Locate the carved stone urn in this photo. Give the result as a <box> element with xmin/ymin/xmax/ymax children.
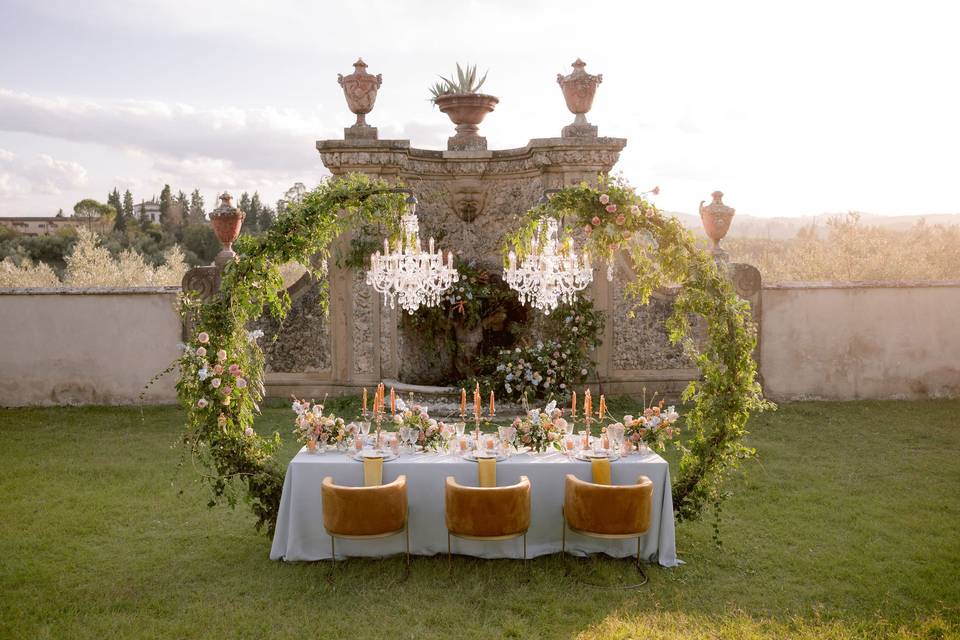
<box><xmin>699</xmin><ymin>191</ymin><xmax>736</xmax><ymax>259</ymax></box>
<box><xmin>557</xmin><ymin>58</ymin><xmax>602</xmax><ymax>138</ymax></box>
<box><xmin>434</xmin><ymin>93</ymin><xmax>499</xmax><ymax>151</ymax></box>
<box><xmin>209</xmin><ymin>192</ymin><xmax>246</xmax><ymax>267</ymax></box>
<box><xmin>338</xmin><ymin>58</ymin><xmax>382</xmax><ymax>139</ymax></box>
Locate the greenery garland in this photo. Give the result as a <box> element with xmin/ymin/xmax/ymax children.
<box><xmin>174</xmin><ymin>172</ymin><xmax>770</xmax><ymax>535</ymax></box>
<box><xmin>504</xmin><ymin>175</ymin><xmax>773</xmax><ymax>520</ymax></box>
<box><xmin>175</xmin><ymin>174</ymin><xmax>407</xmax><ymax>533</ymax></box>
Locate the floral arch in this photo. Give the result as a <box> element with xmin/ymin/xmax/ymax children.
<box><xmin>174</xmin><ymin>173</ymin><xmax>770</xmax><ymax>534</ymax></box>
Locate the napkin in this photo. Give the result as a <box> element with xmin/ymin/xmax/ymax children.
<box><xmin>591</xmin><ymin>458</ymin><xmax>611</xmax><ymax>485</ymax></box>
<box><xmin>363</xmin><ymin>456</ymin><xmax>383</xmax><ymax>486</ymax></box>
<box><xmin>478</xmin><ymin>457</ymin><xmax>496</xmax><ymax>488</ymax></box>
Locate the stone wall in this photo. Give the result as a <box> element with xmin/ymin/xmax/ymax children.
<box><xmin>0</xmin><ymin>288</ymin><xmax>181</xmax><ymax>406</ymax></box>
<box><xmin>760</xmin><ymin>281</ymin><xmax>960</xmax><ymax>400</ymax></box>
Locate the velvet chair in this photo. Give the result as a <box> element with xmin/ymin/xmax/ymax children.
<box><xmin>321</xmin><ymin>475</ymin><xmax>409</xmax><ymax>565</ymax></box>
<box><xmin>562</xmin><ymin>473</ymin><xmax>653</xmax><ymax>585</ymax></box>
<box><xmin>444</xmin><ymin>475</ymin><xmax>531</xmax><ymax>567</ymax></box>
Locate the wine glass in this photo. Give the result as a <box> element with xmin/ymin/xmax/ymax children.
<box><xmin>455</xmin><ymin>422</ymin><xmax>465</xmax><ymax>439</ymax></box>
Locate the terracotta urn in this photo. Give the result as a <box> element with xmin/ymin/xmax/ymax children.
<box><xmin>699</xmin><ymin>191</ymin><xmax>736</xmax><ymax>254</ymax></box>
<box><xmin>338</xmin><ymin>58</ymin><xmax>382</xmax><ymax>138</ymax></box>
<box><xmin>209</xmin><ymin>192</ymin><xmax>246</xmax><ymax>267</ymax></box>
<box><xmin>557</xmin><ymin>58</ymin><xmax>602</xmax><ymax>137</ymax></box>
<box><xmin>434</xmin><ymin>93</ymin><xmax>499</xmax><ymax>151</ymax></box>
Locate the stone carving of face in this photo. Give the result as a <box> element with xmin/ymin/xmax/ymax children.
<box><xmin>449</xmin><ymin>179</ymin><xmax>486</xmax><ymax>222</ymax></box>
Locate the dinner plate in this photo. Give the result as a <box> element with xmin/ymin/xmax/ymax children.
<box><xmin>351</xmin><ymin>450</ymin><xmax>398</xmax><ymax>462</ymax></box>
<box><xmin>463</xmin><ymin>451</ymin><xmax>507</xmax><ymax>462</ymax></box>
<box><xmin>574</xmin><ymin>450</ymin><xmax>621</xmax><ymax>462</ymax></box>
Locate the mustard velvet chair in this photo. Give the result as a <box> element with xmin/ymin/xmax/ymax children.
<box><xmin>562</xmin><ymin>473</ymin><xmax>654</xmax><ymax>585</ymax></box>
<box><xmin>321</xmin><ymin>475</ymin><xmax>409</xmax><ymax>565</ymax></box>
<box><xmin>444</xmin><ymin>476</ymin><xmax>531</xmax><ymax>567</ymax></box>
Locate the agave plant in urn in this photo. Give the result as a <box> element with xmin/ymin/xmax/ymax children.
<box><xmin>429</xmin><ymin>63</ymin><xmax>498</xmax><ymax>151</ymax></box>
<box><xmin>699</xmin><ymin>191</ymin><xmax>736</xmax><ymax>261</ymax></box>
<box><xmin>557</xmin><ymin>58</ymin><xmax>602</xmax><ymax>138</ymax></box>
<box><xmin>209</xmin><ymin>192</ymin><xmax>246</xmax><ymax>268</ymax></box>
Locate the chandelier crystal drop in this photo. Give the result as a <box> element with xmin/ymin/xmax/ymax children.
<box><xmin>503</xmin><ymin>218</ymin><xmax>593</xmax><ymax>314</ymax></box>
<box><xmin>366</xmin><ymin>198</ymin><xmax>459</xmax><ymax>314</ymax></box>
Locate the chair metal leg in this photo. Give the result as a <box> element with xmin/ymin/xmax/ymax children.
<box><xmin>523</xmin><ymin>533</ymin><xmax>527</xmax><ymax>566</ymax></box>
<box><xmin>561</xmin><ymin>520</ymin><xmax>566</xmax><ymax>555</ymax></box>
<box><xmin>447</xmin><ymin>532</ymin><xmax>452</xmax><ymax>570</ymax></box>
<box><xmin>330</xmin><ymin>535</ymin><xmax>336</xmax><ymax>568</ymax></box>
<box><xmin>405</xmin><ymin>525</ymin><xmax>411</xmax><ymax>567</ymax></box>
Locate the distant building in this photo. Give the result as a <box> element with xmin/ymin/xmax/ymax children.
<box><xmin>0</xmin><ymin>216</ymin><xmax>108</xmax><ymax>237</ymax></box>
<box><xmin>137</xmin><ymin>200</ymin><xmax>162</xmax><ymax>223</ymax></box>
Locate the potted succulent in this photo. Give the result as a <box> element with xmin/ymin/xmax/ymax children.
<box><xmin>429</xmin><ymin>63</ymin><xmax>498</xmax><ymax>150</ymax></box>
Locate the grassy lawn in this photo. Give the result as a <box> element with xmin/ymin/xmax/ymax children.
<box><xmin>1</xmin><ymin>399</ymin><xmax>958</xmax><ymax>639</ymax></box>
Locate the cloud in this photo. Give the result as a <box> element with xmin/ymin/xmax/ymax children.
<box><xmin>0</xmin><ymin>148</ymin><xmax>87</xmax><ymax>197</ymax></box>
<box><xmin>0</xmin><ymin>88</ymin><xmax>339</xmax><ymax>203</ymax></box>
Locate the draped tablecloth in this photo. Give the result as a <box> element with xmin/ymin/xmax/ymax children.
<box><xmin>270</xmin><ymin>448</ymin><xmax>680</xmax><ymax>567</ymax></box>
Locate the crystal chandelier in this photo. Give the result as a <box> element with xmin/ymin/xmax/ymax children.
<box><xmin>504</xmin><ymin>217</ymin><xmax>592</xmax><ymax>314</ymax></box>
<box><xmin>366</xmin><ymin>194</ymin><xmax>459</xmax><ymax>314</ymax></box>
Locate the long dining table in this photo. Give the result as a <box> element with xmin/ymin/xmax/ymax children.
<box><xmin>270</xmin><ymin>447</ymin><xmax>680</xmax><ymax>566</ymax></box>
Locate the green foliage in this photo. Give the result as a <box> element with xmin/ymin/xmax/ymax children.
<box><xmin>428</xmin><ymin>62</ymin><xmax>489</xmax><ymax>101</ymax></box>
<box><xmin>477</xmin><ymin>296</ymin><xmax>605</xmax><ymax>402</ymax></box>
<box><xmin>174</xmin><ymin>174</ymin><xmax>408</xmax><ymax>533</ymax></box>
<box><xmin>504</xmin><ymin>175</ymin><xmax>774</xmax><ymax>522</ymax></box>
<box><xmin>73</xmin><ymin>198</ymin><xmax>115</xmax><ymax>221</ymax></box>
<box><xmin>725</xmin><ymin>213</ymin><xmax>960</xmax><ymax>282</ymax></box>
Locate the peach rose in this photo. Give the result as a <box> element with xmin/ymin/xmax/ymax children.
<box><xmin>195</xmin><ymin>347</ymin><xmax>207</xmax><ymax>357</ymax></box>
<box><xmin>197</xmin><ymin>332</ymin><xmax>209</xmax><ymax>344</ymax></box>
<box><xmin>599</xmin><ymin>194</ymin><xmax>610</xmax><ymax>204</ymax></box>
<box><xmin>615</xmin><ymin>214</ymin><xmax>626</xmax><ymax>225</ymax></box>
<box><xmin>605</xmin><ymin>204</ymin><xmax>617</xmax><ymax>213</ymax></box>
<box><xmin>217</xmin><ymin>349</ymin><xmax>227</xmax><ymax>362</ymax></box>
<box><xmin>591</xmin><ymin>216</ymin><xmax>601</xmax><ymax>226</ymax></box>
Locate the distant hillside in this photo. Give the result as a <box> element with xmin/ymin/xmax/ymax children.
<box><xmin>667</xmin><ymin>211</ymin><xmax>960</xmax><ymax>240</ymax></box>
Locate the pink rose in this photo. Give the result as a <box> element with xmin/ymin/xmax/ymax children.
<box><xmin>228</xmin><ymin>364</ymin><xmax>241</xmax><ymax>375</ymax></box>
<box><xmin>591</xmin><ymin>216</ymin><xmax>601</xmax><ymax>226</ymax></box>
<box><xmin>615</xmin><ymin>214</ymin><xmax>626</xmax><ymax>225</ymax></box>
<box><xmin>599</xmin><ymin>194</ymin><xmax>610</xmax><ymax>205</ymax></box>
<box><xmin>217</xmin><ymin>349</ymin><xmax>227</xmax><ymax>362</ymax></box>
<box><xmin>630</xmin><ymin>205</ymin><xmax>640</xmax><ymax>214</ymax></box>
<box><xmin>213</xmin><ymin>364</ymin><xmax>224</xmax><ymax>375</ymax></box>
<box><xmin>195</xmin><ymin>346</ymin><xmax>207</xmax><ymax>358</ymax></box>
<box><xmin>210</xmin><ymin>378</ymin><xmax>221</xmax><ymax>388</ymax></box>
<box><xmin>236</xmin><ymin>378</ymin><xmax>248</xmax><ymax>389</ymax></box>
<box><xmin>196</xmin><ymin>398</ymin><xmax>208</xmax><ymax>409</ymax></box>
<box><xmin>244</xmin><ymin>427</ymin><xmax>254</xmax><ymax>437</ymax></box>
<box><xmin>606</xmin><ymin>204</ymin><xmax>617</xmax><ymax>213</ymax></box>
<box><xmin>645</xmin><ymin>209</ymin><xmax>655</xmax><ymax>218</ymax></box>
<box><xmin>197</xmin><ymin>332</ymin><xmax>209</xmax><ymax>344</ymax></box>
<box><xmin>221</xmin><ymin>384</ymin><xmax>232</xmax><ymax>395</ymax></box>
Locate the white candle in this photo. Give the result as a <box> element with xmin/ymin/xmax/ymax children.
<box><xmin>508</xmin><ymin>251</ymin><xmax>516</xmax><ymax>269</ymax></box>
<box><xmin>429</xmin><ymin>237</ymin><xmax>435</xmax><ymax>253</ymax></box>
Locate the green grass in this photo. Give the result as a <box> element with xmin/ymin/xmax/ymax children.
<box><xmin>1</xmin><ymin>400</ymin><xmax>958</xmax><ymax>639</ymax></box>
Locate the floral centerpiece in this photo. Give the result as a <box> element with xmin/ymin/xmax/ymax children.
<box><xmin>621</xmin><ymin>400</ymin><xmax>680</xmax><ymax>451</ymax></box>
<box><xmin>291</xmin><ymin>398</ymin><xmax>349</xmax><ymax>451</ymax></box>
<box><xmin>395</xmin><ymin>399</ymin><xmax>449</xmax><ymax>452</ymax></box>
<box><xmin>509</xmin><ymin>400</ymin><xmax>569</xmax><ymax>453</ymax></box>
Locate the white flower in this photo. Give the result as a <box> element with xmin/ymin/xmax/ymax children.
<box><xmin>545</xmin><ymin>400</ymin><xmax>557</xmax><ymax>414</ymax></box>
<box><xmin>580</xmin><ymin>368</ymin><xmax>588</xmax><ymax>376</ymax></box>
<box><xmin>210</xmin><ymin>378</ymin><xmax>221</xmax><ymax>389</ymax></box>
<box><xmin>396</xmin><ymin>398</ymin><xmax>408</xmax><ymax>412</ymax></box>
<box><xmin>292</xmin><ymin>401</ymin><xmax>305</xmax><ymax>415</ymax></box>
<box><xmin>393</xmin><ymin>415</ymin><xmax>403</xmax><ymax>424</ymax></box>
<box><xmin>198</xmin><ymin>368</ymin><xmax>209</xmax><ymax>381</ymax></box>
<box><xmin>196</xmin><ymin>398</ymin><xmax>208</xmax><ymax>409</ymax></box>
<box><xmin>244</xmin><ymin>427</ymin><xmax>254</xmax><ymax>437</ymax></box>
<box><xmin>528</xmin><ymin>410</ymin><xmax>541</xmax><ymax>425</ymax></box>
<box><xmin>195</xmin><ymin>347</ymin><xmax>207</xmax><ymax>358</ymax></box>
<box><xmin>246</xmin><ymin>329</ymin><xmax>264</xmax><ymax>343</ymax></box>
<box><xmin>236</xmin><ymin>378</ymin><xmax>248</xmax><ymax>389</ymax></box>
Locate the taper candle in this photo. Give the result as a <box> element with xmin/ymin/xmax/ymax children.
<box><xmin>460</xmin><ymin>388</ymin><xmax>466</xmax><ymax>416</ymax></box>
<box><xmin>571</xmin><ymin>391</ymin><xmax>577</xmax><ymax>418</ymax></box>
<box><xmin>489</xmin><ymin>390</ymin><xmax>495</xmax><ymax>416</ymax></box>
<box><xmin>390</xmin><ymin>387</ymin><xmax>396</xmax><ymax>416</ymax></box>
<box><xmin>362</xmin><ymin>388</ymin><xmax>368</xmax><ymax>415</ymax></box>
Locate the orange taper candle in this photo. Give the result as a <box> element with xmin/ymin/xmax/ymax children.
<box><xmin>473</xmin><ymin>383</ymin><xmax>481</xmax><ymax>420</ymax></box>
<box><xmin>362</xmin><ymin>388</ymin><xmax>368</xmax><ymax>415</ymax></box>
<box><xmin>390</xmin><ymin>387</ymin><xmax>396</xmax><ymax>416</ymax></box>
<box><xmin>460</xmin><ymin>388</ymin><xmax>466</xmax><ymax>416</ymax></box>
<box><xmin>599</xmin><ymin>394</ymin><xmax>606</xmax><ymax>420</ymax></box>
<box><xmin>571</xmin><ymin>391</ymin><xmax>577</xmax><ymax>418</ymax></box>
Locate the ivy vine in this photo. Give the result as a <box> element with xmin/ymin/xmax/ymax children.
<box><xmin>504</xmin><ymin>175</ymin><xmax>773</xmax><ymax>520</ymax></box>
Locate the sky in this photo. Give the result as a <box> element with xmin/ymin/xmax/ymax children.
<box><xmin>0</xmin><ymin>0</ymin><xmax>957</xmax><ymax>218</ymax></box>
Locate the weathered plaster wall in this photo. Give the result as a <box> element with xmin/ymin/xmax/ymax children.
<box><xmin>0</xmin><ymin>288</ymin><xmax>181</xmax><ymax>406</ymax></box>
<box><xmin>760</xmin><ymin>282</ymin><xmax>960</xmax><ymax>400</ymax></box>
